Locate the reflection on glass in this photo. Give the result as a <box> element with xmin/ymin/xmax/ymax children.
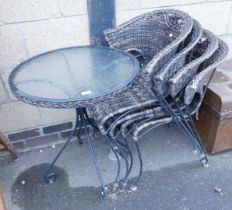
<box><xmin>11</xmin><ymin>46</ymin><xmax>139</xmax><ymax>102</ymax></box>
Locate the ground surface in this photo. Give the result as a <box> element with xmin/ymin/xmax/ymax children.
<box><xmin>0</xmin><ymin>124</ymin><xmax>232</xmax><ymax>210</ymax></box>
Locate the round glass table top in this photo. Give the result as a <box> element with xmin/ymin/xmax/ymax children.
<box><xmin>9</xmin><ymin>46</ymin><xmax>140</xmax><ymax>108</ymax></box>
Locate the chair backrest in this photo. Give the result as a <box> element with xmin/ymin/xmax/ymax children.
<box><xmin>184</xmin><ymin>39</ymin><xmax>229</xmax><ymax>113</ymax></box>
<box><xmin>104</xmin><ymin>9</ymin><xmax>193</xmax><ymax>70</ymax></box>
<box><xmin>153</xmin><ymin>19</ymin><xmax>202</xmax><ymax>96</ymax></box>
<box><xmin>169</xmin><ymin>29</ymin><xmax>218</xmax><ymax>98</ymax></box>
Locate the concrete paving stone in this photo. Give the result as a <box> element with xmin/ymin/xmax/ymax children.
<box><xmin>0</xmin><ymin>76</ymin><xmax>10</xmax><ymax>104</ymax></box>
<box><xmin>172</xmin><ymin>1</ymin><xmax>232</xmax><ymax>35</ymax></box>
<box><xmin>0</xmin><ymin>25</ymin><xmax>27</xmax><ymax>67</ymax></box>
<box><xmin>116</xmin><ymin>0</ymin><xmax>141</xmax><ymax>11</ymax></box>
<box><xmin>57</xmin><ymin>0</ymin><xmax>87</xmax><ymax>16</ymax></box>
<box><xmin>21</xmin><ymin>16</ymin><xmax>89</xmax><ymax>57</ymax></box>
<box><xmin>141</xmin><ymin>0</ymin><xmax>210</xmax><ymax>9</ymax></box>
<box><xmin>0</xmin><ymin>69</ymin><xmax>20</xmax><ymax>102</ymax></box>
<box><xmin>117</xmin><ymin>1</ymin><xmax>232</xmax><ymax>35</ymax></box>
<box><xmin>0</xmin><ymin>101</ymin><xmax>41</xmax><ymax>133</ymax></box>
<box><xmin>220</xmin><ymin>35</ymin><xmax>232</xmax><ymax>60</ymax></box>
<box><xmin>0</xmin><ymin>124</ymin><xmax>220</xmax><ymax>210</ymax></box>
<box><xmin>37</xmin><ymin>108</ymin><xmax>75</xmax><ymax>127</ymax></box>
<box><xmin>0</xmin><ymin>0</ymin><xmax>56</xmax><ymax>24</ymax></box>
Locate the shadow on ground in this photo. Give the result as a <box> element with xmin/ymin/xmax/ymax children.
<box><xmin>11</xmin><ymin>160</ymin><xmax>232</xmax><ymax>210</ymax></box>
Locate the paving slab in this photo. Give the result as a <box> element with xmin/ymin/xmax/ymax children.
<box><xmin>0</xmin><ymin>124</ymin><xmax>231</xmax><ymax>210</ymax></box>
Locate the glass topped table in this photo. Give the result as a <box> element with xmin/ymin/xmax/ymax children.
<box><xmin>9</xmin><ymin>45</ymin><xmax>139</xmax><ymax>108</ymax></box>
<box><xmin>9</xmin><ymin>45</ymin><xmax>140</xmax><ymax>198</ymax></box>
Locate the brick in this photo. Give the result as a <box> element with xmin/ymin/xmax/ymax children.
<box><xmin>0</xmin><ymin>25</ymin><xmax>27</xmax><ymax>67</ymax></box>
<box><xmin>21</xmin><ymin>16</ymin><xmax>89</xmax><ymax>57</ymax></box>
<box><xmin>8</xmin><ymin>129</ymin><xmax>40</xmax><ymax>141</ymax></box>
<box><xmin>43</xmin><ymin>122</ymin><xmax>73</xmax><ymax>134</ymax></box>
<box><xmin>0</xmin><ymin>101</ymin><xmax>41</xmax><ymax>133</ymax></box>
<box><xmin>12</xmin><ymin>141</ymin><xmax>26</xmax><ymax>150</ymax></box>
<box><xmin>60</xmin><ymin>130</ymin><xmax>73</xmax><ymax>139</ymax></box>
<box><xmin>0</xmin><ymin>0</ymin><xmax>56</xmax><ymax>24</ymax></box>
<box><xmin>25</xmin><ymin>133</ymin><xmax>59</xmax><ymax>147</ymax></box>
<box><xmin>60</xmin><ymin>126</ymin><xmax>94</xmax><ymax>139</ymax></box>
<box><xmin>57</xmin><ymin>0</ymin><xmax>87</xmax><ymax>16</ymax></box>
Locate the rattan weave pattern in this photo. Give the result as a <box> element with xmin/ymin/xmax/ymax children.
<box><xmin>88</xmin><ymin>9</ymin><xmax>193</xmax><ymax>134</ymax></box>
<box><xmin>169</xmin><ymin>29</ymin><xmax>219</xmax><ymax>97</ymax></box>
<box><xmin>184</xmin><ymin>39</ymin><xmax>229</xmax><ymax>107</ymax></box>
<box><xmin>153</xmin><ymin>19</ymin><xmax>202</xmax><ymax>96</ymax></box>
<box><xmin>130</xmin><ymin>38</ymin><xmax>228</xmax><ymax>142</ymax></box>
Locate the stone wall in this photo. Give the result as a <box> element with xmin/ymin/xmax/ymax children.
<box><xmin>0</xmin><ymin>0</ymin><xmax>231</xmax><ymax>151</ymax></box>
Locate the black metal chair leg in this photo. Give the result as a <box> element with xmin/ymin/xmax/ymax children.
<box><xmin>157</xmin><ymin>95</ymin><xmax>199</xmax><ymax>152</ymax></box>
<box><xmin>172</xmin><ymin>98</ymin><xmax>201</xmax><ymax>153</ymax></box>
<box><xmin>104</xmin><ymin>136</ymin><xmax>121</xmax><ymax>189</ymax></box>
<box><xmin>120</xmin><ymin>137</ymin><xmax>134</xmax><ymax>187</ymax></box>
<box><xmin>44</xmin><ymin>110</ymin><xmax>80</xmax><ymax>183</ymax></box>
<box><xmin>130</xmin><ymin>141</ymin><xmax>143</xmax><ymax>191</ymax></box>
<box><xmin>172</xmin><ymin>97</ymin><xmax>208</xmax><ymax>166</ymax></box>
<box><xmin>185</xmin><ymin>106</ymin><xmax>208</xmax><ymax>167</ymax></box>
<box><xmin>81</xmin><ymin>111</ymin><xmax>107</xmax><ymax>198</ymax></box>
<box><xmin>115</xmin><ymin>138</ymin><xmax>131</xmax><ymax>187</ymax></box>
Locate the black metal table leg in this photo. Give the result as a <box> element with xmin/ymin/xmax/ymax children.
<box><xmin>76</xmin><ymin>114</ymin><xmax>84</xmax><ymax>145</ymax></box>
<box><xmin>80</xmin><ymin>109</ymin><xmax>107</xmax><ymax>198</ymax></box>
<box><xmin>44</xmin><ymin>109</ymin><xmax>80</xmax><ymax>183</ymax></box>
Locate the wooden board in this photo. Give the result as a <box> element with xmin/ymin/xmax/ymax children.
<box><xmin>195</xmin><ymin>59</ymin><xmax>232</xmax><ymax>154</ymax></box>
<box><xmin>0</xmin><ymin>192</ymin><xmax>6</xmax><ymax>210</ymax></box>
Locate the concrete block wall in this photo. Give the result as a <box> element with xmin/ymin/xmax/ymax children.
<box><xmin>0</xmin><ymin>0</ymin><xmax>89</xmax><ymax>136</ymax></box>
<box><xmin>0</xmin><ymin>0</ymin><xmax>231</xmax><ymax>151</ymax></box>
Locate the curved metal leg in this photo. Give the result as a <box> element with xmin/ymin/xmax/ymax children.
<box><xmin>130</xmin><ymin>141</ymin><xmax>143</xmax><ymax>191</ymax></box>
<box><xmin>104</xmin><ymin>136</ymin><xmax>121</xmax><ymax>189</ymax></box>
<box><xmin>81</xmin><ymin>110</ymin><xmax>107</xmax><ymax>198</ymax></box>
<box><xmin>172</xmin><ymin>98</ymin><xmax>200</xmax><ymax>153</ymax></box>
<box><xmin>157</xmin><ymin>95</ymin><xmax>199</xmax><ymax>152</ymax></box>
<box><xmin>44</xmin><ymin>109</ymin><xmax>80</xmax><ymax>183</ymax></box>
<box><xmin>172</xmin><ymin>98</ymin><xmax>208</xmax><ymax>166</ymax></box>
<box><xmin>120</xmin><ymin>137</ymin><xmax>134</xmax><ymax>187</ymax></box>
<box><xmin>115</xmin><ymin>138</ymin><xmax>131</xmax><ymax>187</ymax></box>
<box><xmin>185</xmin><ymin>106</ymin><xmax>208</xmax><ymax>167</ymax></box>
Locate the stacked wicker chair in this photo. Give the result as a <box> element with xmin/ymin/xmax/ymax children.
<box><xmin>87</xmin><ymin>9</ymin><xmax>228</xmax><ymax>191</ymax></box>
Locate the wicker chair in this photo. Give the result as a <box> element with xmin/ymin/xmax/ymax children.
<box><xmin>120</xmin><ymin>39</ymin><xmax>228</xmax><ymax>186</ymax></box>
<box><xmin>107</xmin><ymin>19</ymin><xmax>202</xmax><ymax>139</ymax></box>
<box><xmin>119</xmin><ymin>30</ymin><xmax>219</xmax><ymax>143</ymax></box>
<box><xmin>108</xmin><ymin>28</ymin><xmax>216</xmax><ymax>141</ymax></box>
<box><xmin>130</xmin><ymin>39</ymin><xmax>228</xmax><ymax>142</ymax></box>
<box><xmin>113</xmin><ymin>34</ymin><xmax>225</xmax><ymax>188</ymax></box>
<box><xmin>88</xmin><ymin>9</ymin><xmax>193</xmax><ymax>189</ymax></box>
<box><xmin>89</xmin><ymin>9</ymin><xmax>193</xmax><ymax>137</ymax></box>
